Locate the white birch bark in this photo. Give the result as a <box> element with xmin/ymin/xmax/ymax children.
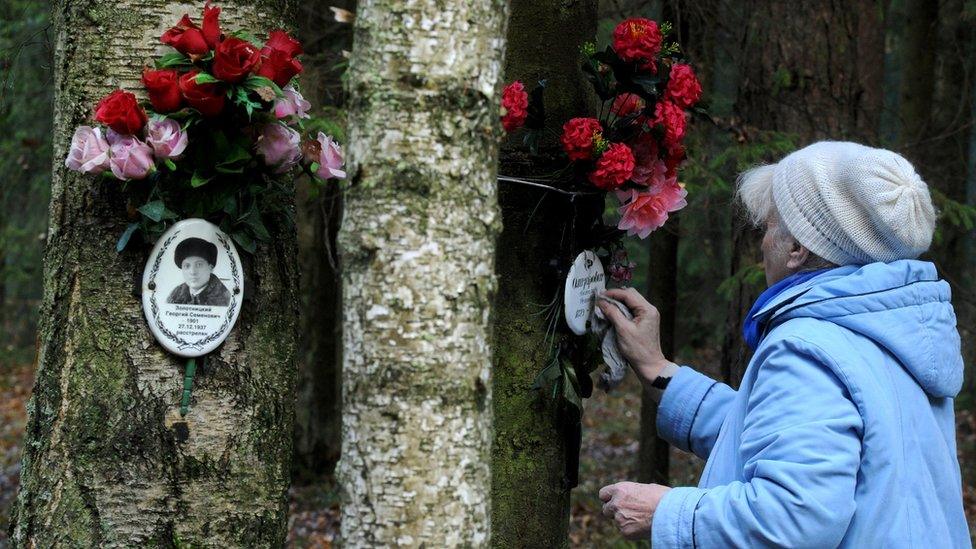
<box><xmin>336</xmin><ymin>0</ymin><xmax>509</xmax><ymax>546</ymax></box>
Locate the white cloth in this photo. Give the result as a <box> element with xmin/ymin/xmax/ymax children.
<box><xmin>591</xmin><ymin>296</ymin><xmax>632</xmax><ymax>391</ymax></box>
<box><xmin>771</xmin><ymin>141</ymin><xmax>937</xmax><ymax>264</ymax></box>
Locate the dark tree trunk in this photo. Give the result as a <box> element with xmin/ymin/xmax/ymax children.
<box><xmin>638</xmin><ymin>217</ymin><xmax>678</xmax><ymax>484</ymax></box>
<box><xmin>491</xmin><ymin>0</ymin><xmax>598</xmax><ymax>546</ymax></box>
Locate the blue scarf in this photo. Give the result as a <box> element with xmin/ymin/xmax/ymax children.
<box><xmin>742</xmin><ymin>269</ymin><xmax>833</xmax><ymax>351</ymax></box>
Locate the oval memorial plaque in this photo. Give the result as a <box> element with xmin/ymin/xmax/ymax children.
<box><xmin>563</xmin><ymin>250</ymin><xmax>606</xmax><ymax>335</ymax></box>
<box><xmin>141</xmin><ymin>218</ymin><xmax>244</xmax><ymax>357</ymax></box>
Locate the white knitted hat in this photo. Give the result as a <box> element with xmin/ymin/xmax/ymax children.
<box><xmin>771</xmin><ymin>141</ymin><xmax>937</xmax><ymax>265</ymax></box>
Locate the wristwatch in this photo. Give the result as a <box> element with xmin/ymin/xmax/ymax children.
<box><xmin>650</xmin><ymin>374</ymin><xmax>672</xmax><ymax>390</ymax></box>
<box><xmin>648</xmin><ymin>362</ymin><xmax>679</xmax><ymax>403</ymax></box>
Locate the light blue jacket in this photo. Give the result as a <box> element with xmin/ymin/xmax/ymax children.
<box><xmin>651</xmin><ymin>260</ymin><xmax>970</xmax><ymax>548</ymax></box>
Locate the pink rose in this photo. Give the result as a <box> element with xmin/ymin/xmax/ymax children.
<box><xmin>274</xmin><ymin>85</ymin><xmax>311</xmax><ymax>121</ymax></box>
<box><xmin>256</xmin><ymin>123</ymin><xmax>302</xmax><ymax>173</ymax></box>
<box><xmin>312</xmin><ymin>132</ymin><xmax>346</xmax><ymax>180</ymax></box>
<box><xmin>616</xmin><ymin>183</ymin><xmax>687</xmax><ymax>238</ymax></box>
<box><xmin>146</xmin><ymin>118</ymin><xmax>188</xmax><ymax>159</ymax></box>
<box><xmin>65</xmin><ymin>126</ymin><xmax>110</xmax><ymax>174</ymax></box>
<box><xmin>108</xmin><ymin>131</ymin><xmax>155</xmax><ymax>181</ymax></box>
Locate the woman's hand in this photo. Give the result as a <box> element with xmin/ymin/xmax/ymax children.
<box><xmin>597</xmin><ymin>287</ymin><xmax>672</xmax><ymax>386</ymax></box>
<box><xmin>599</xmin><ymin>481</ymin><xmax>672</xmax><ymax>540</ymax></box>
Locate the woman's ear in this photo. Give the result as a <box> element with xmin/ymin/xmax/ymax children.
<box><xmin>786</xmin><ymin>241</ymin><xmax>810</xmax><ymax>269</ymax></box>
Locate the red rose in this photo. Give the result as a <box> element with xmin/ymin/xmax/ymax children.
<box><xmin>213</xmin><ymin>37</ymin><xmax>261</xmax><ymax>83</ymax></box>
<box><xmin>560</xmin><ymin>117</ymin><xmax>603</xmax><ymax>161</ymax></box>
<box><xmin>265</xmin><ymin>29</ymin><xmax>303</xmax><ymax>57</ymax></box>
<box><xmin>256</xmin><ymin>30</ymin><xmax>304</xmax><ymax>86</ymax></box>
<box><xmin>654</xmin><ymin>100</ymin><xmax>687</xmax><ymax>151</ymax></box>
<box><xmin>588</xmin><ymin>142</ymin><xmax>635</xmax><ymax>190</ymax></box>
<box><xmin>94</xmin><ymin>89</ymin><xmax>147</xmax><ymax>135</ymax></box>
<box><xmin>179</xmin><ymin>70</ymin><xmax>226</xmax><ymax>117</ymax></box>
<box><xmin>161</xmin><ymin>14</ymin><xmax>209</xmax><ymax>57</ymax></box>
<box><xmin>665</xmin><ymin>63</ymin><xmax>702</xmax><ymax>108</ymax></box>
<box><xmin>612</xmin><ymin>18</ymin><xmax>663</xmax><ymax>71</ymax></box>
<box><xmin>142</xmin><ymin>69</ymin><xmax>183</xmax><ymax>113</ymax></box>
<box><xmin>501</xmin><ymin>81</ymin><xmax>529</xmax><ymax>132</ymax></box>
<box><xmin>202</xmin><ymin>2</ymin><xmax>222</xmax><ymax>49</ymax></box>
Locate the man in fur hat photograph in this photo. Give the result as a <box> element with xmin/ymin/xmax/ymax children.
<box><xmin>166</xmin><ymin>237</ymin><xmax>232</xmax><ymax>307</ymax></box>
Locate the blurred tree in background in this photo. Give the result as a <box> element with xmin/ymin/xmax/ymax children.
<box><xmin>0</xmin><ymin>0</ymin><xmax>52</xmax><ymax>360</ymax></box>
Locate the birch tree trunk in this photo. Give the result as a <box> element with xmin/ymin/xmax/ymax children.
<box><xmin>10</xmin><ymin>1</ymin><xmax>299</xmax><ymax>547</ymax></box>
<box><xmin>335</xmin><ymin>0</ymin><xmax>508</xmax><ymax>546</ymax></box>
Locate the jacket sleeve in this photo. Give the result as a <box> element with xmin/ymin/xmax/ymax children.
<box><xmin>651</xmin><ymin>337</ymin><xmax>863</xmax><ymax>549</ymax></box>
<box><xmin>656</xmin><ymin>366</ymin><xmax>736</xmax><ymax>460</ymax></box>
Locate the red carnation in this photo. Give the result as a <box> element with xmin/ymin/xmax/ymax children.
<box><xmin>142</xmin><ymin>69</ymin><xmax>183</xmax><ymax>113</ymax></box>
<box><xmin>560</xmin><ymin>117</ymin><xmax>603</xmax><ymax>161</ymax></box>
<box><xmin>179</xmin><ymin>70</ymin><xmax>226</xmax><ymax>117</ymax></box>
<box><xmin>611</xmin><ymin>93</ymin><xmax>645</xmax><ymax>118</ymax></box>
<box><xmin>94</xmin><ymin>89</ymin><xmax>147</xmax><ymax>135</ymax></box>
<box><xmin>665</xmin><ymin>144</ymin><xmax>686</xmax><ymax>177</ymax></box>
<box><xmin>161</xmin><ymin>14</ymin><xmax>210</xmax><ymax>57</ymax></box>
<box><xmin>202</xmin><ymin>2</ymin><xmax>222</xmax><ymax>49</ymax></box>
<box><xmin>501</xmin><ymin>81</ymin><xmax>529</xmax><ymax>132</ymax></box>
<box><xmin>665</xmin><ymin>63</ymin><xmax>702</xmax><ymax>108</ymax></box>
<box><xmin>588</xmin><ymin>142</ymin><xmax>635</xmax><ymax>190</ymax></box>
<box><xmin>612</xmin><ymin>18</ymin><xmax>663</xmax><ymax>71</ymax></box>
<box><xmin>256</xmin><ymin>30</ymin><xmax>304</xmax><ymax>86</ymax></box>
<box><xmin>213</xmin><ymin>37</ymin><xmax>261</xmax><ymax>83</ymax></box>
<box><xmin>654</xmin><ymin>100</ymin><xmax>687</xmax><ymax>151</ymax></box>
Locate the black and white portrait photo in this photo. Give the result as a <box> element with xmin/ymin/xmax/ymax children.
<box><xmin>166</xmin><ymin>237</ymin><xmax>232</xmax><ymax>307</ymax></box>
<box><xmin>142</xmin><ymin>218</ymin><xmax>244</xmax><ymax>357</ymax></box>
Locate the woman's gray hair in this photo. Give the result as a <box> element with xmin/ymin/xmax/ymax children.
<box><xmin>735</xmin><ymin>164</ymin><xmax>837</xmax><ymax>272</ymax></box>
<box><xmin>735</xmin><ymin>164</ymin><xmax>778</xmax><ymax>228</ymax></box>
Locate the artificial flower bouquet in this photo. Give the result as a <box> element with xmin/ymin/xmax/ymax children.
<box><xmin>501</xmin><ymin>17</ymin><xmax>704</xmax><ymax>281</ymax></box>
<box><xmin>64</xmin><ymin>2</ymin><xmax>345</xmax><ymax>252</ymax></box>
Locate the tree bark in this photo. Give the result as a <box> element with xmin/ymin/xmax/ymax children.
<box><xmin>10</xmin><ymin>2</ymin><xmax>299</xmax><ymax>547</ymax></box>
<box><xmin>491</xmin><ymin>0</ymin><xmax>597</xmax><ymax>546</ymax></box>
<box><xmin>335</xmin><ymin>0</ymin><xmax>508</xmax><ymax>545</ymax></box>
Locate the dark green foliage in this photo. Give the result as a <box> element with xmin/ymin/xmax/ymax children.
<box><xmin>0</xmin><ymin>0</ymin><xmax>52</xmax><ymax>350</ymax></box>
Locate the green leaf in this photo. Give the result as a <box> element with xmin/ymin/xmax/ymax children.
<box><xmin>116</xmin><ymin>223</ymin><xmax>140</xmax><ymax>252</ymax></box>
<box><xmin>156</xmin><ymin>52</ymin><xmax>192</xmax><ymax>69</ymax></box>
<box><xmin>229</xmin><ymin>30</ymin><xmax>264</xmax><ymax>48</ymax></box>
<box><xmin>164</xmin><ymin>158</ymin><xmax>177</xmax><ymax>171</ymax></box>
<box><xmin>243</xmin><ymin>75</ymin><xmax>284</xmax><ymax>97</ymax></box>
<box><xmin>138</xmin><ymin>200</ymin><xmax>166</xmax><ymax>222</ymax></box>
<box><xmin>191</xmin><ymin>171</ymin><xmax>213</xmax><ymax>188</ymax></box>
<box><xmin>231</xmin><ymin>231</ymin><xmax>257</xmax><ymax>253</ymax></box>
<box><xmin>195</xmin><ymin>72</ymin><xmax>221</xmax><ymax>85</ymax></box>
<box><xmin>215</xmin><ymin>144</ymin><xmax>252</xmax><ymax>174</ymax></box>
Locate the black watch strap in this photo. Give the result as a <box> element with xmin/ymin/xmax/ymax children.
<box><xmin>650</xmin><ymin>374</ymin><xmax>672</xmax><ymax>390</ymax></box>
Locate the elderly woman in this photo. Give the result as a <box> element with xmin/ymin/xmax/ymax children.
<box><xmin>597</xmin><ymin>141</ymin><xmax>969</xmax><ymax>547</ymax></box>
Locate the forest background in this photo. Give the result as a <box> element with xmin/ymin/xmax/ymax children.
<box><xmin>3</xmin><ymin>0</ymin><xmax>976</xmax><ymax>546</ymax></box>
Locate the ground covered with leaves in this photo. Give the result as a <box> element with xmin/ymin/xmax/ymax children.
<box><xmin>1</xmin><ymin>356</ymin><xmax>975</xmax><ymax>547</ymax></box>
